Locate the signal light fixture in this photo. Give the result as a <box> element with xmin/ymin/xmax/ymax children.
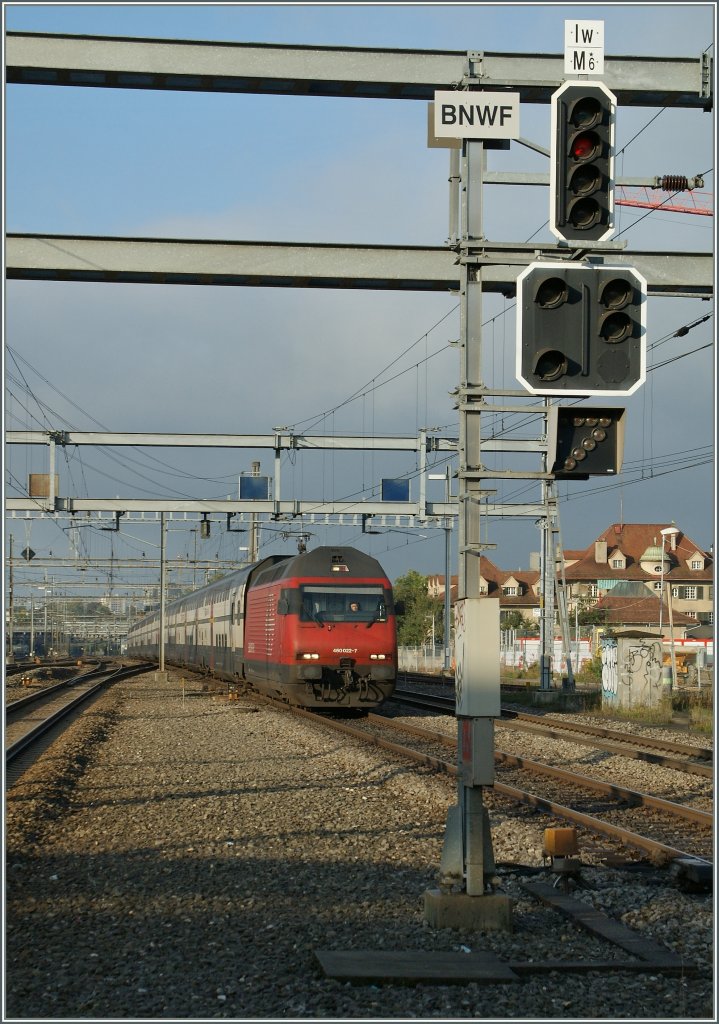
<box><xmin>547</xmin><ymin>407</ymin><xmax>626</xmax><ymax>480</ymax></box>
<box><xmin>515</xmin><ymin>261</ymin><xmax>647</xmax><ymax>397</ymax></box>
<box><xmin>550</xmin><ymin>80</ymin><xmax>616</xmax><ymax>243</ymax></box>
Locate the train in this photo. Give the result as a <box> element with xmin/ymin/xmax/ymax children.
<box><xmin>126</xmin><ymin>545</ymin><xmax>397</xmax><ymax>709</ymax></box>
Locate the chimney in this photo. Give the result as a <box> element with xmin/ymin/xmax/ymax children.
<box><xmin>595</xmin><ymin>540</ymin><xmax>608</xmax><ymax>564</ymax></box>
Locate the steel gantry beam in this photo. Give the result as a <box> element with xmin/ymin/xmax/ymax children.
<box><xmin>5</xmin><ymin>33</ymin><xmax>712</xmax><ymax>108</ymax></box>
<box><xmin>6</xmin><ymin>430</ymin><xmax>459</xmax><ymax>452</ymax></box>
<box><xmin>6</xmin><ymin>235</ymin><xmax>712</xmax><ymax>297</ymax></box>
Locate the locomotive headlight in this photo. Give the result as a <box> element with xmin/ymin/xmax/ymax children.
<box><xmin>299</xmin><ymin>652</ymin><xmax>320</xmax><ymax>660</ymax></box>
<box><xmin>370</xmin><ymin>654</ymin><xmax>387</xmax><ymax>660</ymax></box>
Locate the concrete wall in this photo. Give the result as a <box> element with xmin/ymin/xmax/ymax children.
<box><xmin>601</xmin><ymin>634</ymin><xmax>664</xmax><ymax>708</ymax></box>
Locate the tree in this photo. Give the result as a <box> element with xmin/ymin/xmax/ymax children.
<box><xmin>578</xmin><ymin>606</ymin><xmax>607</xmax><ymax>626</ymax></box>
<box><xmin>501</xmin><ymin>611</ymin><xmax>539</xmax><ymax>635</ymax></box>
<box><xmin>393</xmin><ymin>570</ymin><xmax>444</xmax><ymax>646</ymax></box>
<box><xmin>501</xmin><ymin>610</ymin><xmax>525</xmax><ymax>631</ymax></box>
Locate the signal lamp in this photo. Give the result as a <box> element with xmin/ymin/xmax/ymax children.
<box><xmin>550</xmin><ymin>81</ymin><xmax>616</xmax><ymax>242</ymax></box>
<box><xmin>516</xmin><ymin>261</ymin><xmax>647</xmax><ymax>397</ymax></box>
<box><xmin>547</xmin><ymin>406</ymin><xmax>627</xmax><ymax>479</ymax></box>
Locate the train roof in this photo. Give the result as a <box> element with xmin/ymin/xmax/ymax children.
<box><xmin>251</xmin><ymin>546</ymin><xmax>389</xmax><ymax>585</ymax></box>
<box><xmin>127</xmin><ymin>546</ymin><xmax>391</xmax><ymax>631</ymax></box>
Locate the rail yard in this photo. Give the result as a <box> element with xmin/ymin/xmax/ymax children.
<box><xmin>4</xmin><ymin>12</ymin><xmax>715</xmax><ymax>1022</ymax></box>
<box><xmin>4</xmin><ymin>664</ymin><xmax>713</xmax><ymax>1019</ymax></box>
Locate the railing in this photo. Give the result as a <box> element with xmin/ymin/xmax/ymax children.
<box><xmin>397</xmin><ymin>646</ymin><xmax>447</xmax><ymax>674</ymax></box>
<box><xmin>398</xmin><ymin>636</ymin><xmax>596</xmax><ymax>674</ymax></box>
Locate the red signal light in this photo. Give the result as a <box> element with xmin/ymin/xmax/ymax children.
<box><xmin>571</xmin><ymin>131</ymin><xmax>599</xmax><ymax>161</ymax></box>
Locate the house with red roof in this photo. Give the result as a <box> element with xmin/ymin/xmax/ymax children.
<box><xmin>563</xmin><ymin>522</ymin><xmax>713</xmax><ymax>636</ymax></box>
<box><xmin>427</xmin><ymin>522</ymin><xmax>713</xmax><ymax>638</ymax></box>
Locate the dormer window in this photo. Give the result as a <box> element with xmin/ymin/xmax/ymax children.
<box><xmin>611</xmin><ymin>558</ymin><xmax>624</xmax><ymax>569</ymax></box>
<box><xmin>691</xmin><ymin>559</ymin><xmax>704</xmax><ymax>570</ymax></box>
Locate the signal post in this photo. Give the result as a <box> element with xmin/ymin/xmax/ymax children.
<box><xmin>425</xmin><ymin>79</ymin><xmax>519</xmax><ymax>931</ymax></box>
<box><xmin>425</xmin><ymin>40</ymin><xmax>649</xmax><ymax>933</ymax></box>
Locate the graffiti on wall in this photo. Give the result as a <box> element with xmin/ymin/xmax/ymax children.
<box><xmin>602</xmin><ymin>636</ymin><xmax>663</xmax><ymax>707</ymax></box>
<box><xmin>601</xmin><ymin>638</ymin><xmax>618</xmax><ymax>700</ymax></box>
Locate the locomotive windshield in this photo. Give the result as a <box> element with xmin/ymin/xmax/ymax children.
<box><xmin>299</xmin><ymin>585</ymin><xmax>388</xmax><ymax>624</ymax></box>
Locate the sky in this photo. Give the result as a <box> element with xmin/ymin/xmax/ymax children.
<box><xmin>3</xmin><ymin>1</ymin><xmax>716</xmax><ymax>603</ymax></box>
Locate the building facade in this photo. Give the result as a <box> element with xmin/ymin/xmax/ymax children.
<box><xmin>427</xmin><ymin>521</ymin><xmax>713</xmax><ymax>639</ymax></box>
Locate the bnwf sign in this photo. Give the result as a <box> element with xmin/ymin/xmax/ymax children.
<box><xmin>433</xmin><ymin>90</ymin><xmax>520</xmax><ymax>139</ymax></box>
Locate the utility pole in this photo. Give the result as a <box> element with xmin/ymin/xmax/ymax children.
<box><xmin>443</xmin><ymin>466</ymin><xmax>452</xmax><ymax>672</ymax></box>
<box><xmin>250</xmin><ymin>461</ymin><xmax>261</xmax><ymax>562</ymax></box>
<box><xmin>539</xmin><ymin>476</ymin><xmax>555</xmax><ymax>690</ymax></box>
<box><xmin>7</xmin><ymin>534</ymin><xmax>15</xmax><ymax>663</ymax></box>
<box><xmin>158</xmin><ymin>512</ymin><xmax>166</xmax><ymax>677</ymax></box>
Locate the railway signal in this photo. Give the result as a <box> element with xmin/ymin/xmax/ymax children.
<box><xmin>515</xmin><ymin>261</ymin><xmax>646</xmax><ymax>396</ymax></box>
<box><xmin>547</xmin><ymin>406</ymin><xmax>626</xmax><ymax>479</ymax></box>
<box><xmin>550</xmin><ymin>80</ymin><xmax>616</xmax><ymax>242</ymax></box>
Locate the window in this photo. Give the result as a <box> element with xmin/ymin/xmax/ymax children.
<box><xmin>691</xmin><ymin>559</ymin><xmax>704</xmax><ymax>570</ymax></box>
<box><xmin>588</xmin><ymin>584</ymin><xmax>598</xmax><ymax>597</ymax></box>
<box><xmin>503</xmin><ymin>586</ymin><xmax>517</xmax><ymax>597</ymax></box>
<box><xmin>684</xmin><ymin>586</ymin><xmax>698</xmax><ymax>600</ymax></box>
<box><xmin>611</xmin><ymin>559</ymin><xmax>623</xmax><ymax>569</ymax></box>
<box><xmin>653</xmin><ymin>581</ymin><xmax>662</xmax><ymax>591</ymax></box>
<box><xmin>298</xmin><ymin>585</ymin><xmax>387</xmax><ymax>623</ymax></box>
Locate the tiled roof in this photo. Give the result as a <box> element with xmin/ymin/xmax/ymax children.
<box><xmin>562</xmin><ymin>523</ymin><xmax>713</xmax><ymax>583</ymax></box>
<box><xmin>593</xmin><ymin>592</ymin><xmax>696</xmax><ymax>627</ymax></box>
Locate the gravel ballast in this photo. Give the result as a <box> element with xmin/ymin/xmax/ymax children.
<box><xmin>5</xmin><ymin>671</ymin><xmax>714</xmax><ymax>1020</ymax></box>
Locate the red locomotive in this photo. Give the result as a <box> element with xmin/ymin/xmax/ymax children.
<box><xmin>127</xmin><ymin>546</ymin><xmax>397</xmax><ymax>709</ymax></box>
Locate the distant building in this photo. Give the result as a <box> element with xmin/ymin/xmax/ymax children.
<box><xmin>427</xmin><ymin>521</ymin><xmax>713</xmax><ymax>638</ymax></box>
<box><xmin>563</xmin><ymin>522</ymin><xmax>713</xmax><ymax>635</ymax></box>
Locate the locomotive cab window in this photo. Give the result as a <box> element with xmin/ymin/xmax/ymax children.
<box><xmin>299</xmin><ymin>585</ymin><xmax>388</xmax><ymax>623</ymax></box>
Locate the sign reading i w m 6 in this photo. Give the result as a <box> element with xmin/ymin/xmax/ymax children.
<box><xmin>433</xmin><ymin>90</ymin><xmax>520</xmax><ymax>139</ymax></box>
<box><xmin>564</xmin><ymin>19</ymin><xmax>604</xmax><ymax>75</ymax></box>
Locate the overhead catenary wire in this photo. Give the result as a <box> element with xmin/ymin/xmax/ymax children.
<box><xmin>6</xmin><ymin>74</ymin><xmax>712</xmax><ymax>578</ymax></box>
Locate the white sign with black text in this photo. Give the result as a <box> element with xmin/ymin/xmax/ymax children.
<box><xmin>564</xmin><ymin>19</ymin><xmax>604</xmax><ymax>75</ymax></box>
<box><xmin>433</xmin><ymin>90</ymin><xmax>520</xmax><ymax>139</ymax></box>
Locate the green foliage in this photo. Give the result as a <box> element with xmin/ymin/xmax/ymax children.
<box><xmin>578</xmin><ymin>606</ymin><xmax>607</xmax><ymax>626</ymax></box>
<box><xmin>501</xmin><ymin>610</ymin><xmax>525</xmax><ymax>630</ymax></box>
<box><xmin>501</xmin><ymin>611</ymin><xmax>538</xmax><ymax>634</ymax></box>
<box><xmin>576</xmin><ymin>652</ymin><xmax>603</xmax><ymax>682</ymax></box>
<box><xmin>393</xmin><ymin>570</ymin><xmax>444</xmax><ymax>646</ymax></box>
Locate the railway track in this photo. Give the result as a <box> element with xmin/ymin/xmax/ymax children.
<box><xmin>249</xmin><ymin>691</ymin><xmax>712</xmax><ymax>872</ymax></box>
<box><xmin>390</xmin><ymin>687</ymin><xmax>713</xmax><ymax>777</ymax></box>
<box><xmin>5</xmin><ymin>661</ymin><xmax>153</xmax><ymax>778</ymax></box>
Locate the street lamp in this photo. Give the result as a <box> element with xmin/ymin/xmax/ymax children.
<box><xmin>660</xmin><ymin>526</ymin><xmax>680</xmax><ymax>691</ymax></box>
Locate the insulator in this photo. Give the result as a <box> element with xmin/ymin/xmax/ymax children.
<box><xmin>660</xmin><ymin>174</ymin><xmax>689</xmax><ymax>192</ymax></box>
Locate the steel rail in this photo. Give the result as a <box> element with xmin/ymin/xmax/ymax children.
<box><xmin>502</xmin><ymin>707</ymin><xmax>713</xmax><ymax>761</ymax></box>
<box><xmin>370</xmin><ymin>714</ymin><xmax>712</xmax><ymax>827</ymax></box>
<box><xmin>5</xmin><ymin>663</ymin><xmax>106</xmax><ymax>717</ymax></box>
<box><xmin>5</xmin><ymin>663</ymin><xmax>152</xmax><ymax>764</ymax></box>
<box><xmin>391</xmin><ymin>687</ymin><xmax>714</xmax><ymax>772</ymax></box>
<box><xmin>257</xmin><ymin>695</ymin><xmax>711</xmax><ymax>868</ymax></box>
<box><xmin>499</xmin><ymin>719</ymin><xmax>714</xmax><ymax>778</ymax></box>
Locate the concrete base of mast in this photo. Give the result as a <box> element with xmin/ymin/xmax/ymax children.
<box><xmin>423</xmin><ymin>889</ymin><xmax>514</xmax><ymax>931</ymax></box>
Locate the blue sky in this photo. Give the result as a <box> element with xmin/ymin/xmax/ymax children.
<box><xmin>3</xmin><ymin>2</ymin><xmax>716</xmax><ymax>594</ymax></box>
